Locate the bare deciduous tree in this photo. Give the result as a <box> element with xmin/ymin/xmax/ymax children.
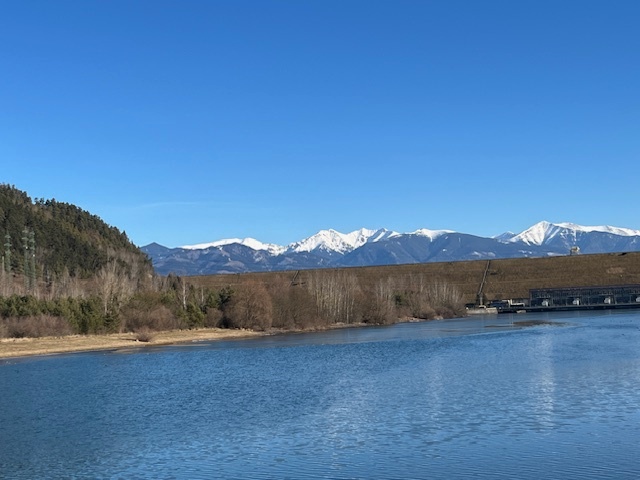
<box><xmin>363</xmin><ymin>277</ymin><xmax>397</xmax><ymax>324</ymax></box>
<box><xmin>225</xmin><ymin>281</ymin><xmax>273</xmax><ymax>331</ymax></box>
<box><xmin>306</xmin><ymin>270</ymin><xmax>361</xmax><ymax>324</ymax></box>
<box><xmin>269</xmin><ymin>279</ymin><xmax>318</xmax><ymax>330</ymax></box>
<box><xmin>96</xmin><ymin>261</ymin><xmax>136</xmax><ymax>318</ymax></box>
<box><xmin>398</xmin><ymin>273</ymin><xmax>464</xmax><ymax>319</ymax></box>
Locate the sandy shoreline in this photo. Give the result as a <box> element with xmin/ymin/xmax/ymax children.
<box><xmin>0</xmin><ymin>328</ymin><xmax>263</xmax><ymax>359</ymax></box>
<box><xmin>0</xmin><ymin>319</ymin><xmax>428</xmax><ymax>360</ymax></box>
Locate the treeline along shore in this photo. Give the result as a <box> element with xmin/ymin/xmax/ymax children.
<box><xmin>3</xmin><ymin>249</ymin><xmax>640</xmax><ymax>358</ymax></box>
<box><xmin>187</xmin><ymin>251</ymin><xmax>640</xmax><ymax>308</ymax></box>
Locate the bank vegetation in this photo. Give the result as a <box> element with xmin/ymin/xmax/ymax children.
<box><xmin>0</xmin><ymin>263</ymin><xmax>466</xmax><ymax>341</ymax></box>
<box><xmin>4</xmin><ymin>249</ymin><xmax>640</xmax><ymax>343</ymax></box>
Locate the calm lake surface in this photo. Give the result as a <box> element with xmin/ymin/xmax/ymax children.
<box><xmin>2</xmin><ymin>310</ymin><xmax>640</xmax><ymax>479</ymax></box>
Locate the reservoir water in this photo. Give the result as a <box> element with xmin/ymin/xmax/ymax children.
<box><xmin>1</xmin><ymin>310</ymin><xmax>640</xmax><ymax>479</ymax></box>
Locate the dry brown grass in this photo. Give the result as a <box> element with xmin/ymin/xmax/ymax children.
<box><xmin>186</xmin><ymin>252</ymin><xmax>640</xmax><ymax>305</ymax></box>
<box><xmin>0</xmin><ymin>328</ymin><xmax>261</xmax><ymax>359</ymax></box>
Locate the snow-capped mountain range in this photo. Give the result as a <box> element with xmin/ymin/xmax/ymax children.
<box><xmin>179</xmin><ymin>227</ymin><xmax>453</xmax><ymax>256</ymax></box>
<box><xmin>142</xmin><ymin>221</ymin><xmax>640</xmax><ymax>276</ymax></box>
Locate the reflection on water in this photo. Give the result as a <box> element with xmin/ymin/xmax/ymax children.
<box><xmin>1</xmin><ymin>310</ymin><xmax>640</xmax><ymax>479</ymax></box>
<box><xmin>528</xmin><ymin>330</ymin><xmax>556</xmax><ymax>427</ymax></box>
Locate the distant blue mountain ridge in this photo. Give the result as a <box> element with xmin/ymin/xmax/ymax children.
<box><xmin>141</xmin><ymin>221</ymin><xmax>640</xmax><ymax>276</ymax></box>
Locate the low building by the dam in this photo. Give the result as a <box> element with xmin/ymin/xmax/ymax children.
<box><xmin>528</xmin><ymin>284</ymin><xmax>640</xmax><ymax>311</ymax></box>
<box><xmin>489</xmin><ymin>284</ymin><xmax>640</xmax><ymax>313</ymax></box>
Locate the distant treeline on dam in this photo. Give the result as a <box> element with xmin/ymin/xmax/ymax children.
<box><xmin>188</xmin><ymin>252</ymin><xmax>640</xmax><ymax>309</ymax></box>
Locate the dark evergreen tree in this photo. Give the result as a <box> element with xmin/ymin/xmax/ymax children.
<box><xmin>0</xmin><ymin>184</ymin><xmax>151</xmax><ymax>278</ymax></box>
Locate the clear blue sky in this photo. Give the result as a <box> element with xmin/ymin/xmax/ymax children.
<box><xmin>2</xmin><ymin>1</ymin><xmax>638</xmax><ymax>247</ymax></box>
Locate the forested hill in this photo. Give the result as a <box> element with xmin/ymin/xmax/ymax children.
<box><xmin>0</xmin><ymin>184</ymin><xmax>150</xmax><ymax>278</ymax></box>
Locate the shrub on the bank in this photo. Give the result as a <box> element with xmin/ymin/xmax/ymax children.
<box><xmin>0</xmin><ymin>314</ymin><xmax>74</xmax><ymax>338</ymax></box>
<box><xmin>134</xmin><ymin>326</ymin><xmax>154</xmax><ymax>342</ymax></box>
<box><xmin>204</xmin><ymin>307</ymin><xmax>223</xmax><ymax>328</ymax></box>
<box><xmin>225</xmin><ymin>281</ymin><xmax>273</xmax><ymax>331</ymax></box>
<box><xmin>120</xmin><ymin>293</ymin><xmax>180</xmax><ymax>332</ymax></box>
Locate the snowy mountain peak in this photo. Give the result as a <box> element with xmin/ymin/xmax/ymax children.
<box><xmin>288</xmin><ymin>229</ymin><xmax>350</xmax><ymax>254</ymax></box>
<box><xmin>508</xmin><ymin>221</ymin><xmax>640</xmax><ymax>246</ymax></box>
<box><xmin>287</xmin><ymin>228</ymin><xmax>395</xmax><ymax>254</ymax></box>
<box><xmin>493</xmin><ymin>231</ymin><xmax>516</xmax><ymax>242</ymax></box>
<box><xmin>508</xmin><ymin>221</ymin><xmax>556</xmax><ymax>246</ymax></box>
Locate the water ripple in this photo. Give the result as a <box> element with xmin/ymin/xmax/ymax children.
<box><xmin>1</xmin><ymin>310</ymin><xmax>640</xmax><ymax>478</ymax></box>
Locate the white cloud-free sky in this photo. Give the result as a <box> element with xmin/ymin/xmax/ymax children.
<box><xmin>2</xmin><ymin>1</ymin><xmax>638</xmax><ymax>247</ymax></box>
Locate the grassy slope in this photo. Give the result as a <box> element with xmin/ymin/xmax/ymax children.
<box><xmin>186</xmin><ymin>252</ymin><xmax>640</xmax><ymax>305</ymax></box>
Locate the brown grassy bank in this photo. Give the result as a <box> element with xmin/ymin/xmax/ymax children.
<box><xmin>0</xmin><ymin>328</ymin><xmax>261</xmax><ymax>359</ymax></box>
<box><xmin>187</xmin><ymin>251</ymin><xmax>640</xmax><ymax>305</ymax></box>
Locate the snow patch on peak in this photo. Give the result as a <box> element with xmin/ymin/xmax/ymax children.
<box><xmin>182</xmin><ymin>238</ymin><xmax>286</xmax><ymax>255</ymax></box>
<box><xmin>411</xmin><ymin>228</ymin><xmax>453</xmax><ymax>241</ymax></box>
<box><xmin>342</xmin><ymin>228</ymin><xmax>378</xmax><ymax>249</ymax></box>
<box><xmin>369</xmin><ymin>228</ymin><xmax>401</xmax><ymax>242</ymax></box>
<box><xmin>553</xmin><ymin>222</ymin><xmax>640</xmax><ymax>237</ymax></box>
<box><xmin>343</xmin><ymin>228</ymin><xmax>400</xmax><ymax>247</ymax></box>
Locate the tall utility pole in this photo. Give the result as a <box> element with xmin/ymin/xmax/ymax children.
<box><xmin>29</xmin><ymin>229</ymin><xmax>36</xmax><ymax>290</ymax></box>
<box><xmin>4</xmin><ymin>233</ymin><xmax>10</xmax><ymax>274</ymax></box>
<box><xmin>20</xmin><ymin>228</ymin><xmax>37</xmax><ymax>292</ymax></box>
<box><xmin>23</xmin><ymin>227</ymin><xmax>30</xmax><ymax>291</ymax></box>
